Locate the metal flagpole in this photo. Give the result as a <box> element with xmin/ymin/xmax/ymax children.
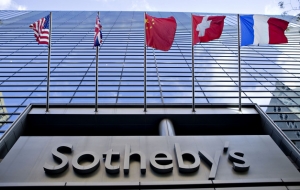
<box><xmin>95</xmin><ymin>11</ymin><xmax>99</xmax><ymax>112</ymax></box>
<box><xmin>46</xmin><ymin>12</ymin><xmax>52</xmax><ymax>112</ymax></box>
<box><xmin>191</xmin><ymin>14</ymin><xmax>195</xmax><ymax>112</ymax></box>
<box><xmin>144</xmin><ymin>12</ymin><xmax>147</xmax><ymax>112</ymax></box>
<box><xmin>238</xmin><ymin>14</ymin><xmax>241</xmax><ymax>111</ymax></box>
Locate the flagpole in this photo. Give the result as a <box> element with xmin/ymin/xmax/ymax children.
<box><xmin>144</xmin><ymin>12</ymin><xmax>147</xmax><ymax>112</ymax></box>
<box><xmin>95</xmin><ymin>11</ymin><xmax>99</xmax><ymax>112</ymax></box>
<box><xmin>46</xmin><ymin>12</ymin><xmax>52</xmax><ymax>112</ymax></box>
<box><xmin>238</xmin><ymin>14</ymin><xmax>241</xmax><ymax>111</ymax></box>
<box><xmin>191</xmin><ymin>14</ymin><xmax>195</xmax><ymax>112</ymax></box>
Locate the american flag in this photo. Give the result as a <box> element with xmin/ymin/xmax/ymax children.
<box><xmin>29</xmin><ymin>14</ymin><xmax>50</xmax><ymax>45</ymax></box>
<box><xmin>94</xmin><ymin>15</ymin><xmax>103</xmax><ymax>46</ymax></box>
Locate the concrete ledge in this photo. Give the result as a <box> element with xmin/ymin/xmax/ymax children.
<box><xmin>140</xmin><ymin>180</ymin><xmax>212</xmax><ymax>189</ymax></box>
<box><xmin>29</xmin><ymin>107</ymin><xmax>258</xmax><ymax>115</ymax></box>
<box><xmin>213</xmin><ymin>178</ymin><xmax>283</xmax><ymax>187</ymax></box>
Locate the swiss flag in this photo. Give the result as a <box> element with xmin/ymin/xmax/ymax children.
<box><xmin>192</xmin><ymin>15</ymin><xmax>226</xmax><ymax>45</ymax></box>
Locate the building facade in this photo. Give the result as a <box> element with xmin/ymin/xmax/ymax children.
<box><xmin>1</xmin><ymin>11</ymin><xmax>300</xmax><ymax>148</ymax></box>
<box><xmin>0</xmin><ymin>11</ymin><xmax>300</xmax><ymax>188</ymax></box>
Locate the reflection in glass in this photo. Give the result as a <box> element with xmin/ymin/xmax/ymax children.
<box><xmin>0</xmin><ymin>93</ymin><xmax>9</xmax><ymax>128</ymax></box>
<box><xmin>1</xmin><ymin>10</ymin><xmax>300</xmax><ymax>150</ymax></box>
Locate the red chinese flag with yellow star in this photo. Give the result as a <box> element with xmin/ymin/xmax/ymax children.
<box><xmin>145</xmin><ymin>13</ymin><xmax>177</xmax><ymax>51</ymax></box>
<box><xmin>192</xmin><ymin>15</ymin><xmax>225</xmax><ymax>45</ymax></box>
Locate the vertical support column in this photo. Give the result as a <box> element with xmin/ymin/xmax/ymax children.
<box><xmin>159</xmin><ymin>119</ymin><xmax>176</xmax><ymax>136</ymax></box>
<box><xmin>46</xmin><ymin>12</ymin><xmax>52</xmax><ymax>112</ymax></box>
<box><xmin>95</xmin><ymin>46</ymin><xmax>99</xmax><ymax>112</ymax></box>
<box><xmin>95</xmin><ymin>11</ymin><xmax>100</xmax><ymax>112</ymax></box>
<box><xmin>191</xmin><ymin>14</ymin><xmax>195</xmax><ymax>112</ymax></box>
<box><xmin>144</xmin><ymin>12</ymin><xmax>147</xmax><ymax>112</ymax></box>
<box><xmin>237</xmin><ymin>14</ymin><xmax>241</xmax><ymax>111</ymax></box>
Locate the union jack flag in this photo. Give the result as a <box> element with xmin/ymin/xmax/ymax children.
<box><xmin>29</xmin><ymin>14</ymin><xmax>50</xmax><ymax>45</ymax></box>
<box><xmin>94</xmin><ymin>15</ymin><xmax>103</xmax><ymax>46</ymax></box>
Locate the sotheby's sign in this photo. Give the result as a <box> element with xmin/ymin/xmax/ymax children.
<box><xmin>0</xmin><ymin>136</ymin><xmax>299</xmax><ymax>184</ymax></box>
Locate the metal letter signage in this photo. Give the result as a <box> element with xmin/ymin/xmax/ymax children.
<box><xmin>124</xmin><ymin>145</ymin><xmax>146</xmax><ymax>174</ymax></box>
<box><xmin>103</xmin><ymin>149</ymin><xmax>120</xmax><ymax>174</ymax></box>
<box><xmin>228</xmin><ymin>150</ymin><xmax>250</xmax><ymax>172</ymax></box>
<box><xmin>43</xmin><ymin>142</ymin><xmax>250</xmax><ymax>177</ymax></box>
<box><xmin>4</xmin><ymin>136</ymin><xmax>300</xmax><ymax>186</ymax></box>
<box><xmin>150</xmin><ymin>151</ymin><xmax>173</xmax><ymax>174</ymax></box>
<box><xmin>174</xmin><ymin>143</ymin><xmax>200</xmax><ymax>173</ymax></box>
<box><xmin>43</xmin><ymin>143</ymin><xmax>73</xmax><ymax>174</ymax></box>
<box><xmin>72</xmin><ymin>151</ymin><xmax>100</xmax><ymax>174</ymax></box>
<box><xmin>198</xmin><ymin>150</ymin><xmax>221</xmax><ymax>180</ymax></box>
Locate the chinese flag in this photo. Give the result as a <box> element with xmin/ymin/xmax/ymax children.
<box><xmin>192</xmin><ymin>15</ymin><xmax>225</xmax><ymax>45</ymax></box>
<box><xmin>145</xmin><ymin>13</ymin><xmax>177</xmax><ymax>51</ymax></box>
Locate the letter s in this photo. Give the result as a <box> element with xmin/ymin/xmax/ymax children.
<box><xmin>43</xmin><ymin>144</ymin><xmax>73</xmax><ymax>174</ymax></box>
<box><xmin>228</xmin><ymin>150</ymin><xmax>250</xmax><ymax>172</ymax></box>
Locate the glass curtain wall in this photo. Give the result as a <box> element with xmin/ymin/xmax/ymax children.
<box><xmin>1</xmin><ymin>11</ymin><xmax>300</xmax><ymax>149</ymax></box>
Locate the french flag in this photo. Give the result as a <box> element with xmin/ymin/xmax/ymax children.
<box><xmin>240</xmin><ymin>15</ymin><xmax>289</xmax><ymax>46</ymax></box>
